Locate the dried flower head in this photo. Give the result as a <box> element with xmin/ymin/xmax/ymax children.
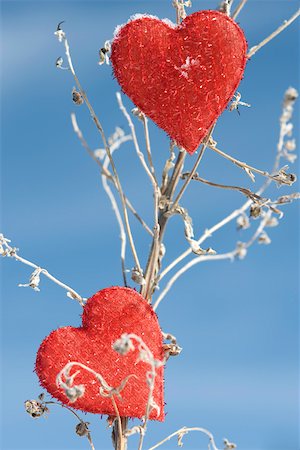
<box><xmin>98</xmin><ymin>40</ymin><xmax>111</xmax><ymax>65</ymax></box>
<box><xmin>224</xmin><ymin>438</ymin><xmax>237</xmax><ymax>449</ymax></box>
<box><xmin>56</xmin><ymin>56</ymin><xmax>64</xmax><ymax>68</ymax></box>
<box><xmin>75</xmin><ymin>421</ymin><xmax>90</xmax><ymax>437</ymax></box>
<box><xmin>283</xmin><ymin>87</ymin><xmax>298</xmax><ymax>108</ymax></box>
<box><xmin>236</xmin><ymin>214</ymin><xmax>250</xmax><ymax>230</ymax></box>
<box><xmin>54</xmin><ymin>21</ymin><xmax>66</xmax><ymax>42</ymax></box>
<box><xmin>131</xmin><ymin>267</ymin><xmax>146</xmax><ymax>285</ymax></box>
<box><xmin>24</xmin><ymin>399</ymin><xmax>49</xmax><ymax>418</ymax></box>
<box><xmin>72</xmin><ymin>88</ymin><xmax>84</xmax><ymax>105</ymax></box>
<box><xmin>229</xmin><ymin>91</ymin><xmax>251</xmax><ymax>114</ymax></box>
<box><xmin>18</xmin><ymin>268</ymin><xmax>42</xmax><ymax>291</ymax></box>
<box><xmin>250</xmin><ymin>204</ymin><xmax>262</xmax><ymax>219</ymax></box>
<box><xmin>258</xmin><ymin>232</ymin><xmax>271</xmax><ymax>245</ymax></box>
<box><xmin>273</xmin><ymin>165</ymin><xmax>297</xmax><ymax>186</ymax></box>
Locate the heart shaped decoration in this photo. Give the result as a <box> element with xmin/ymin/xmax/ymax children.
<box><xmin>35</xmin><ymin>287</ymin><xmax>165</xmax><ymax>420</ymax></box>
<box><xmin>111</xmin><ymin>11</ymin><xmax>247</xmax><ymax>154</ymax></box>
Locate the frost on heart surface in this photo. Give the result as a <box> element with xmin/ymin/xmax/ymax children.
<box><xmin>111</xmin><ymin>10</ymin><xmax>248</xmax><ymax>154</ymax></box>
<box><xmin>35</xmin><ymin>287</ymin><xmax>165</xmax><ymax>421</ymax></box>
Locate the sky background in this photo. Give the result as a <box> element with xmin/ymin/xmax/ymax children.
<box><xmin>0</xmin><ymin>1</ymin><xmax>299</xmax><ymax>450</ymax></box>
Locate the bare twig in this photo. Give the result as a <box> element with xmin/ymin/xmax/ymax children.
<box><xmin>154</xmin><ymin>252</ymin><xmax>234</xmax><ymax>310</ymax></box>
<box><xmin>113</xmin><ymin>334</ymin><xmax>164</xmax><ymax>450</ymax></box>
<box><xmin>154</xmin><ymin>209</ymin><xmax>272</xmax><ymax>310</ymax></box>
<box><xmin>0</xmin><ymin>234</ymin><xmax>86</xmax><ymax>306</ymax></box>
<box><xmin>116</xmin><ymin>93</ymin><xmax>162</xmax><ymax>294</ymax></box>
<box><xmin>116</xmin><ymin>93</ymin><xmax>159</xmax><ymax>196</ymax></box>
<box><xmin>208</xmin><ymin>144</ymin><xmax>296</xmax><ymax>186</ymax></box>
<box><xmin>218</xmin><ymin>0</ymin><xmax>234</xmax><ymax>17</ymax></box>
<box><xmin>72</xmin><ymin>113</ymin><xmax>153</xmax><ymax>237</ymax></box>
<box><xmin>141</xmin><ymin>148</ymin><xmax>186</xmax><ymax>301</ymax></box>
<box><xmin>46</xmin><ymin>401</ymin><xmax>96</xmax><ymax>450</ymax></box>
<box><xmin>171</xmin><ymin>127</ymin><xmax>214</xmax><ymax>212</ymax></box>
<box><xmin>102</xmin><ymin>146</ymin><xmax>128</xmax><ymax>286</ymax></box>
<box><xmin>141</xmin><ymin>114</ymin><xmax>158</xmax><ymax>184</ymax></box>
<box><xmin>232</xmin><ymin>0</ymin><xmax>248</xmax><ymax>20</ymax></box>
<box><xmin>182</xmin><ymin>172</ymin><xmax>268</xmax><ymax>204</ymax></box>
<box><xmin>158</xmin><ymin>86</ymin><xmax>298</xmax><ymax>284</ymax></box>
<box><xmin>148</xmin><ymin>426</ymin><xmax>221</xmax><ymax>450</ymax></box>
<box><xmin>57</xmin><ymin>28</ymin><xmax>142</xmax><ymax>273</ymax></box>
<box><xmin>111</xmin><ymin>397</ymin><xmax>127</xmax><ymax>450</ymax></box>
<box><xmin>173</xmin><ymin>0</ymin><xmax>192</xmax><ymax>24</ymax></box>
<box><xmin>248</xmin><ymin>8</ymin><xmax>300</xmax><ymax>58</ymax></box>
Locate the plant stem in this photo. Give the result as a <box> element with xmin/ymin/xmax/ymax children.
<box><xmin>112</xmin><ymin>416</ymin><xmax>128</xmax><ymax>450</ymax></box>
<box><xmin>248</xmin><ymin>8</ymin><xmax>300</xmax><ymax>58</ymax></box>
<box><xmin>141</xmin><ymin>150</ymin><xmax>186</xmax><ymax>300</ymax></box>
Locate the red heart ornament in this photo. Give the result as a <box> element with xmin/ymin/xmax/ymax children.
<box><xmin>111</xmin><ymin>11</ymin><xmax>247</xmax><ymax>154</ymax></box>
<box><xmin>35</xmin><ymin>287</ymin><xmax>164</xmax><ymax>420</ymax></box>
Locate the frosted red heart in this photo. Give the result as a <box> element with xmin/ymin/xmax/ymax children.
<box><xmin>35</xmin><ymin>287</ymin><xmax>164</xmax><ymax>420</ymax></box>
<box><xmin>111</xmin><ymin>11</ymin><xmax>247</xmax><ymax>154</ymax></box>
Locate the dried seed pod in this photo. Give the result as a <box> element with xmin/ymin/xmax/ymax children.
<box><xmin>250</xmin><ymin>204</ymin><xmax>262</xmax><ymax>219</ymax></box>
<box><xmin>24</xmin><ymin>399</ymin><xmax>49</xmax><ymax>418</ymax></box>
<box><xmin>72</xmin><ymin>88</ymin><xmax>84</xmax><ymax>105</ymax></box>
<box><xmin>75</xmin><ymin>421</ymin><xmax>90</xmax><ymax>437</ymax></box>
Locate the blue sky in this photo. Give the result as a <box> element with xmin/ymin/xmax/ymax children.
<box><xmin>1</xmin><ymin>1</ymin><xmax>299</xmax><ymax>449</ymax></box>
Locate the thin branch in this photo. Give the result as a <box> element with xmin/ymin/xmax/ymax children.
<box><xmin>232</xmin><ymin>0</ymin><xmax>248</xmax><ymax>20</ymax></box>
<box><xmin>114</xmin><ymin>334</ymin><xmax>164</xmax><ymax>450</ymax></box>
<box><xmin>154</xmin><ymin>209</ymin><xmax>272</xmax><ymax>311</ymax></box>
<box><xmin>116</xmin><ymin>93</ymin><xmax>159</xmax><ymax>193</ymax></box>
<box><xmin>59</xmin><ymin>29</ymin><xmax>142</xmax><ymax>273</ymax></box>
<box><xmin>0</xmin><ymin>234</ymin><xmax>86</xmax><ymax>306</ymax></box>
<box><xmin>171</xmin><ymin>127</ymin><xmax>214</xmax><ymax>212</ymax></box>
<box><xmin>141</xmin><ymin>114</ymin><xmax>158</xmax><ymax>184</ymax></box>
<box><xmin>158</xmin><ymin>199</ymin><xmax>252</xmax><ymax>282</ymax></box>
<box><xmin>102</xmin><ymin>152</ymin><xmax>128</xmax><ymax>286</ymax></box>
<box><xmin>182</xmin><ymin>172</ymin><xmax>268</xmax><ymax>203</ymax></box>
<box><xmin>111</xmin><ymin>396</ymin><xmax>127</xmax><ymax>450</ymax></box>
<box><xmin>248</xmin><ymin>8</ymin><xmax>300</xmax><ymax>58</ymax></box>
<box><xmin>45</xmin><ymin>401</ymin><xmax>96</xmax><ymax>450</ymax></box>
<box><xmin>116</xmin><ymin>93</ymin><xmax>161</xmax><ymax>292</ymax></box>
<box><xmin>71</xmin><ymin>113</ymin><xmax>153</xmax><ymax>237</ymax></box>
<box><xmin>148</xmin><ymin>426</ymin><xmax>220</xmax><ymax>450</ymax></box>
<box><xmin>208</xmin><ymin>143</ymin><xmax>296</xmax><ymax>185</ymax></box>
<box><xmin>153</xmin><ymin>252</ymin><xmax>234</xmax><ymax>311</ymax></box>
<box><xmin>158</xmin><ymin>86</ymin><xmax>298</xmax><ymax>283</ymax></box>
<box><xmin>141</xmin><ymin>148</ymin><xmax>186</xmax><ymax>301</ymax></box>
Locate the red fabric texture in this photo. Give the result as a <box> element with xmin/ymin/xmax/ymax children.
<box><xmin>35</xmin><ymin>287</ymin><xmax>164</xmax><ymax>420</ymax></box>
<box><xmin>111</xmin><ymin>11</ymin><xmax>247</xmax><ymax>154</ymax></box>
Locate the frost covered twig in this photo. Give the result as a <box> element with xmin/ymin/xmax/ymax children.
<box><xmin>232</xmin><ymin>0</ymin><xmax>248</xmax><ymax>20</ymax></box>
<box><xmin>56</xmin><ymin>361</ymin><xmax>135</xmax><ymax>402</ymax></box>
<box><xmin>248</xmin><ymin>8</ymin><xmax>300</xmax><ymax>58</ymax></box>
<box><xmin>26</xmin><ymin>394</ymin><xmax>96</xmax><ymax>450</ymax></box>
<box><xmin>71</xmin><ymin>113</ymin><xmax>153</xmax><ymax>237</ymax></box>
<box><xmin>0</xmin><ymin>234</ymin><xmax>86</xmax><ymax>306</ymax></box>
<box><xmin>208</xmin><ymin>143</ymin><xmax>296</xmax><ymax>185</ymax></box>
<box><xmin>171</xmin><ymin>126</ymin><xmax>214</xmax><ymax>212</ymax></box>
<box><xmin>113</xmin><ymin>334</ymin><xmax>164</xmax><ymax>450</ymax></box>
<box><xmin>181</xmin><ymin>172</ymin><xmax>269</xmax><ymax>203</ymax></box>
<box><xmin>218</xmin><ymin>0</ymin><xmax>234</xmax><ymax>17</ymax></box>
<box><xmin>157</xmin><ymin>86</ymin><xmax>298</xmax><ymax>286</ymax></box>
<box><xmin>117</xmin><ymin>93</ymin><xmax>161</xmax><ymax>289</ymax></box>
<box><xmin>154</xmin><ymin>208</ymin><xmax>272</xmax><ymax>310</ymax></box>
<box><xmin>56</xmin><ymin>25</ymin><xmax>142</xmax><ymax>275</ymax></box>
<box><xmin>148</xmin><ymin>426</ymin><xmax>228</xmax><ymax>450</ymax></box>
<box><xmin>172</xmin><ymin>0</ymin><xmax>192</xmax><ymax>24</ymax></box>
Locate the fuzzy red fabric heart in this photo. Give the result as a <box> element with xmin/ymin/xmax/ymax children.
<box><xmin>35</xmin><ymin>287</ymin><xmax>164</xmax><ymax>420</ymax></box>
<box><xmin>111</xmin><ymin>11</ymin><xmax>247</xmax><ymax>154</ymax></box>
